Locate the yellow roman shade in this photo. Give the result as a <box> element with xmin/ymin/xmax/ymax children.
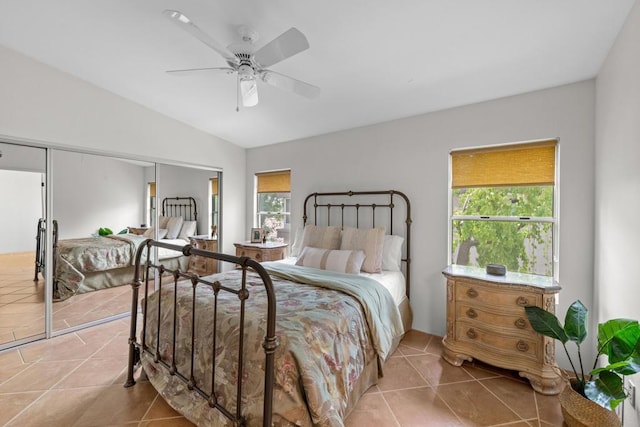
<box><xmin>451</xmin><ymin>140</ymin><xmax>556</xmax><ymax>188</ymax></box>
<box><xmin>211</xmin><ymin>178</ymin><xmax>218</xmax><ymax>196</ymax></box>
<box><xmin>256</xmin><ymin>170</ymin><xmax>291</xmax><ymax>193</ymax></box>
<box><xmin>149</xmin><ymin>182</ymin><xmax>156</xmax><ymax>197</ymax></box>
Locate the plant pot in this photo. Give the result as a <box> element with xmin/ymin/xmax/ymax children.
<box><xmin>558</xmin><ymin>382</ymin><xmax>621</xmax><ymax>427</ymax></box>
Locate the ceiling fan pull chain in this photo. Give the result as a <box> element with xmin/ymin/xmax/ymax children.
<box><xmin>236</xmin><ymin>73</ymin><xmax>240</xmax><ymax>112</ymax></box>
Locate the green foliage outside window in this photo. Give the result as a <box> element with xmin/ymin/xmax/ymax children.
<box><xmin>452</xmin><ymin>186</ymin><xmax>554</xmax><ymax>276</ymax></box>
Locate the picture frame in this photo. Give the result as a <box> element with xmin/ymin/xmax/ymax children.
<box><xmin>250</xmin><ymin>228</ymin><xmax>263</xmax><ymax>243</ymax></box>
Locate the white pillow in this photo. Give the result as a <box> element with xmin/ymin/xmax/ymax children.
<box><xmin>300</xmin><ymin>225</ymin><xmax>341</xmax><ymax>250</ymax></box>
<box><xmin>165</xmin><ymin>216</ymin><xmax>184</xmax><ymax>239</ymax></box>
<box><xmin>382</xmin><ymin>235</ymin><xmax>404</xmax><ymax>271</ymax></box>
<box><xmin>289</xmin><ymin>224</ymin><xmax>305</xmax><ymax>257</ymax></box>
<box><xmin>178</xmin><ymin>221</ymin><xmax>198</xmax><ymax>240</ymax></box>
<box><xmin>340</xmin><ymin>227</ymin><xmax>385</xmax><ymax>273</ymax></box>
<box><xmin>296</xmin><ymin>247</ymin><xmax>365</xmax><ymax>274</ymax></box>
<box><xmin>143</xmin><ymin>228</ymin><xmax>168</xmax><ymax>239</ymax></box>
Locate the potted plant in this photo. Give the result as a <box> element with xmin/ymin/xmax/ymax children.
<box><xmin>525</xmin><ymin>300</ymin><xmax>640</xmax><ymax>427</ymax></box>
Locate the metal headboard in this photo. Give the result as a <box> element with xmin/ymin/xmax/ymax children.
<box><xmin>162</xmin><ymin>197</ymin><xmax>198</xmax><ymax>221</ymax></box>
<box><xmin>303</xmin><ymin>190</ymin><xmax>412</xmax><ymax>298</ymax></box>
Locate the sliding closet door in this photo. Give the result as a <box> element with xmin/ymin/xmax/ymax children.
<box><xmin>0</xmin><ymin>142</ymin><xmax>47</xmax><ymax>350</ymax></box>
<box><xmin>51</xmin><ymin>150</ymin><xmax>154</xmax><ymax>333</ymax></box>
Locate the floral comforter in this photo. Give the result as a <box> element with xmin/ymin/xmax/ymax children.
<box><xmin>140</xmin><ymin>262</ymin><xmax>404</xmax><ymax>426</ymax></box>
<box><xmin>54</xmin><ymin>234</ymin><xmax>147</xmax><ymax>300</ymax></box>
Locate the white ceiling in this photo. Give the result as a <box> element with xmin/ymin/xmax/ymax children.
<box><xmin>0</xmin><ymin>1</ymin><xmax>635</xmax><ymax>148</ymax></box>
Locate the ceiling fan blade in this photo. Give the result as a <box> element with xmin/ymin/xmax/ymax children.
<box><xmin>260</xmin><ymin>70</ymin><xmax>320</xmax><ymax>99</ymax></box>
<box><xmin>253</xmin><ymin>28</ymin><xmax>309</xmax><ymax>68</ymax></box>
<box><xmin>163</xmin><ymin>10</ymin><xmax>239</xmax><ymax>66</ymax></box>
<box><xmin>166</xmin><ymin>67</ymin><xmax>235</xmax><ymax>76</ymax></box>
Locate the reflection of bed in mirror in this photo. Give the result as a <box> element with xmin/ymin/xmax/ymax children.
<box><xmin>36</xmin><ymin>197</ymin><xmax>201</xmax><ymax>301</ymax></box>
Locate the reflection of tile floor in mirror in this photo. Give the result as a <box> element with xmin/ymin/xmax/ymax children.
<box><xmin>0</xmin><ymin>252</ymin><xmax>133</xmax><ymax>346</ymax></box>
<box><xmin>0</xmin><ymin>319</ymin><xmax>565</xmax><ymax>426</ymax></box>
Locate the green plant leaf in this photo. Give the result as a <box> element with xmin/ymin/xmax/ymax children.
<box><xmin>590</xmin><ymin>360</ymin><xmax>629</xmax><ymax>376</ymax></box>
<box><xmin>584</xmin><ymin>371</ymin><xmax>626</xmax><ymax>410</ymax></box>
<box><xmin>524</xmin><ymin>306</ymin><xmax>568</xmax><ymax>343</ymax></box>
<box><xmin>599</xmin><ymin>319</ymin><xmax>640</xmax><ymax>362</ymax></box>
<box><xmin>564</xmin><ymin>300</ymin><xmax>587</xmax><ymax>344</ymax></box>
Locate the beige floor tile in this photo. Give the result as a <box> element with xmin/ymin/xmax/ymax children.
<box><xmin>384</xmin><ymin>386</ymin><xmax>465</xmax><ymax>427</ymax></box>
<box><xmin>5</xmin><ymin>387</ymin><xmax>104</xmax><ymax>427</ymax></box>
<box><xmin>0</xmin><ymin>391</ymin><xmax>44</xmax><ymax>426</ymax></box>
<box><xmin>480</xmin><ymin>376</ymin><xmax>539</xmax><ymax>420</ymax></box>
<box><xmin>144</xmin><ymin>395</ymin><xmax>184</xmax><ymax>419</ymax></box>
<box><xmin>406</xmin><ymin>353</ymin><xmax>475</xmax><ymax>386</ymax></box>
<box><xmin>53</xmin><ymin>357</ymin><xmax>127</xmax><ymax>388</ymax></box>
<box><xmin>139</xmin><ymin>418</ymin><xmax>196</xmax><ymax>426</ymax></box>
<box><xmin>400</xmin><ymin>330</ymin><xmax>432</xmax><ymax>352</ymax></box>
<box><xmin>19</xmin><ymin>332</ymin><xmax>97</xmax><ymax>363</ymax></box>
<box><xmin>345</xmin><ymin>392</ymin><xmax>398</xmax><ymax>427</ymax></box>
<box><xmin>536</xmin><ymin>392</ymin><xmax>564</xmax><ymax>426</ymax></box>
<box><xmin>377</xmin><ymin>356</ymin><xmax>429</xmax><ymax>391</ymax></box>
<box><xmin>0</xmin><ymin>359</ymin><xmax>79</xmax><ymax>392</ymax></box>
<box><xmin>72</xmin><ymin>382</ymin><xmax>158</xmax><ymax>426</ymax></box>
<box><xmin>436</xmin><ymin>380</ymin><xmax>523</xmax><ymax>425</ymax></box>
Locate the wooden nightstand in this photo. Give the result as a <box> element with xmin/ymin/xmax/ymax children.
<box><xmin>234</xmin><ymin>242</ymin><xmax>287</xmax><ymax>263</ymax></box>
<box><xmin>188</xmin><ymin>235</ymin><xmax>218</xmax><ymax>276</ymax></box>
<box><xmin>442</xmin><ymin>265</ymin><xmax>563</xmax><ymax>395</ymax></box>
<box><xmin>128</xmin><ymin>226</ymin><xmax>150</xmax><ymax>235</ymax></box>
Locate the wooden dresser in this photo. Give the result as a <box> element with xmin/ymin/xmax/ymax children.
<box><xmin>234</xmin><ymin>242</ymin><xmax>287</xmax><ymax>263</ymax></box>
<box><xmin>442</xmin><ymin>265</ymin><xmax>563</xmax><ymax>395</ymax></box>
<box><xmin>188</xmin><ymin>235</ymin><xmax>218</xmax><ymax>276</ymax></box>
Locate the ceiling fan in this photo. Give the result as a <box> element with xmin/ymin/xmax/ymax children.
<box><xmin>163</xmin><ymin>10</ymin><xmax>320</xmax><ymax>110</ymax></box>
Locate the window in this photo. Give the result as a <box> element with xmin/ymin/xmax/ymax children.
<box><xmin>255</xmin><ymin>170</ymin><xmax>291</xmax><ymax>243</ymax></box>
<box><xmin>449</xmin><ymin>140</ymin><xmax>558</xmax><ymax>277</ymax></box>
<box><xmin>210</xmin><ymin>177</ymin><xmax>219</xmax><ymax>238</ymax></box>
<box><xmin>147</xmin><ymin>182</ymin><xmax>156</xmax><ymax>227</ymax></box>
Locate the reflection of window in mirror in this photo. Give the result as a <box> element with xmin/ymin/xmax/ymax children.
<box><xmin>147</xmin><ymin>182</ymin><xmax>156</xmax><ymax>227</ymax></box>
<box><xmin>210</xmin><ymin>177</ymin><xmax>219</xmax><ymax>238</ymax></box>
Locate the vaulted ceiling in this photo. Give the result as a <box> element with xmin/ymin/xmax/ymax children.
<box><xmin>0</xmin><ymin>1</ymin><xmax>635</xmax><ymax>148</ymax></box>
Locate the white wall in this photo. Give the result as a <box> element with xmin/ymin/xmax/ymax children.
<box><xmin>51</xmin><ymin>150</ymin><xmax>146</xmax><ymax>238</ymax></box>
<box><xmin>247</xmin><ymin>80</ymin><xmax>597</xmax><ymax>369</ymax></box>
<box><xmin>0</xmin><ymin>170</ymin><xmax>42</xmax><ymax>253</ymax></box>
<box><xmin>595</xmin><ymin>1</ymin><xmax>640</xmax><ymax>425</ymax></box>
<box><xmin>0</xmin><ymin>45</ymin><xmax>246</xmax><ymax>255</ymax></box>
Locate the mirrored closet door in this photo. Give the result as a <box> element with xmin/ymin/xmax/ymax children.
<box><xmin>51</xmin><ymin>150</ymin><xmax>155</xmax><ymax>332</ymax></box>
<box><xmin>0</xmin><ymin>142</ymin><xmax>47</xmax><ymax>349</ymax></box>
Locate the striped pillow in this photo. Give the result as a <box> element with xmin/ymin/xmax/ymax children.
<box><xmin>295</xmin><ymin>247</ymin><xmax>365</xmax><ymax>274</ymax></box>
<box><xmin>340</xmin><ymin>227</ymin><xmax>385</xmax><ymax>273</ymax></box>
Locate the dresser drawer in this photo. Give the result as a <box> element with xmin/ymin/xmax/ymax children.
<box><xmin>456</xmin><ymin>281</ymin><xmax>541</xmax><ymax>309</ymax></box>
<box><xmin>456</xmin><ymin>302</ymin><xmax>534</xmax><ymax>335</ymax></box>
<box><xmin>455</xmin><ymin>321</ymin><xmax>541</xmax><ymax>362</ymax></box>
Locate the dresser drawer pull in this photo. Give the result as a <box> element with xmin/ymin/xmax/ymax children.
<box><xmin>466</xmin><ymin>288</ymin><xmax>478</xmax><ymax>298</ymax></box>
<box><xmin>516</xmin><ymin>296</ymin><xmax>529</xmax><ymax>306</ymax></box>
<box><xmin>514</xmin><ymin>318</ymin><xmax>527</xmax><ymax>329</ymax></box>
<box><xmin>466</xmin><ymin>328</ymin><xmax>477</xmax><ymax>339</ymax></box>
<box><xmin>516</xmin><ymin>340</ymin><xmax>529</xmax><ymax>352</ymax></box>
<box><xmin>466</xmin><ymin>308</ymin><xmax>478</xmax><ymax>318</ymax></box>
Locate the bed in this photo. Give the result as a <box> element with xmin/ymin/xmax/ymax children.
<box><xmin>36</xmin><ymin>197</ymin><xmax>201</xmax><ymax>301</ymax></box>
<box><xmin>125</xmin><ymin>190</ymin><xmax>412</xmax><ymax>426</ymax></box>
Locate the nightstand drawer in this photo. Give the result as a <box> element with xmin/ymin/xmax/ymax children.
<box><xmin>455</xmin><ymin>322</ymin><xmax>540</xmax><ymax>361</ymax></box>
<box><xmin>456</xmin><ymin>281</ymin><xmax>541</xmax><ymax>309</ymax></box>
<box><xmin>456</xmin><ymin>302</ymin><xmax>534</xmax><ymax>335</ymax></box>
<box><xmin>234</xmin><ymin>242</ymin><xmax>287</xmax><ymax>263</ymax></box>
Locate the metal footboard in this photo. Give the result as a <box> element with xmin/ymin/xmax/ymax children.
<box><xmin>124</xmin><ymin>239</ymin><xmax>278</xmax><ymax>426</ymax></box>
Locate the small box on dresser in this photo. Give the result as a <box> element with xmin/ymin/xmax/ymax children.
<box><xmin>188</xmin><ymin>235</ymin><xmax>218</xmax><ymax>276</ymax></box>
<box><xmin>442</xmin><ymin>265</ymin><xmax>563</xmax><ymax>395</ymax></box>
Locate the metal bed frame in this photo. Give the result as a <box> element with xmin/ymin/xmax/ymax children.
<box><xmin>124</xmin><ymin>240</ymin><xmax>278</xmax><ymax>426</ymax></box>
<box><xmin>124</xmin><ymin>189</ymin><xmax>412</xmax><ymax>425</ymax></box>
<box><xmin>303</xmin><ymin>189</ymin><xmax>412</xmax><ymax>297</ymax></box>
<box><xmin>162</xmin><ymin>196</ymin><xmax>198</xmax><ymax>222</ymax></box>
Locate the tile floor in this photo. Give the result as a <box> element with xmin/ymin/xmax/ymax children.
<box><xmin>0</xmin><ymin>320</ymin><xmax>565</xmax><ymax>426</ymax></box>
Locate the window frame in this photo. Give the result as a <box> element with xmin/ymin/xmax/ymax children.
<box><xmin>447</xmin><ymin>140</ymin><xmax>560</xmax><ymax>280</ymax></box>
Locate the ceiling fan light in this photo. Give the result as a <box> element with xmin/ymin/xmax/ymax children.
<box><xmin>240</xmin><ymin>77</ymin><xmax>258</xmax><ymax>107</ymax></box>
<box><xmin>164</xmin><ymin>10</ymin><xmax>191</xmax><ymax>24</ymax></box>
